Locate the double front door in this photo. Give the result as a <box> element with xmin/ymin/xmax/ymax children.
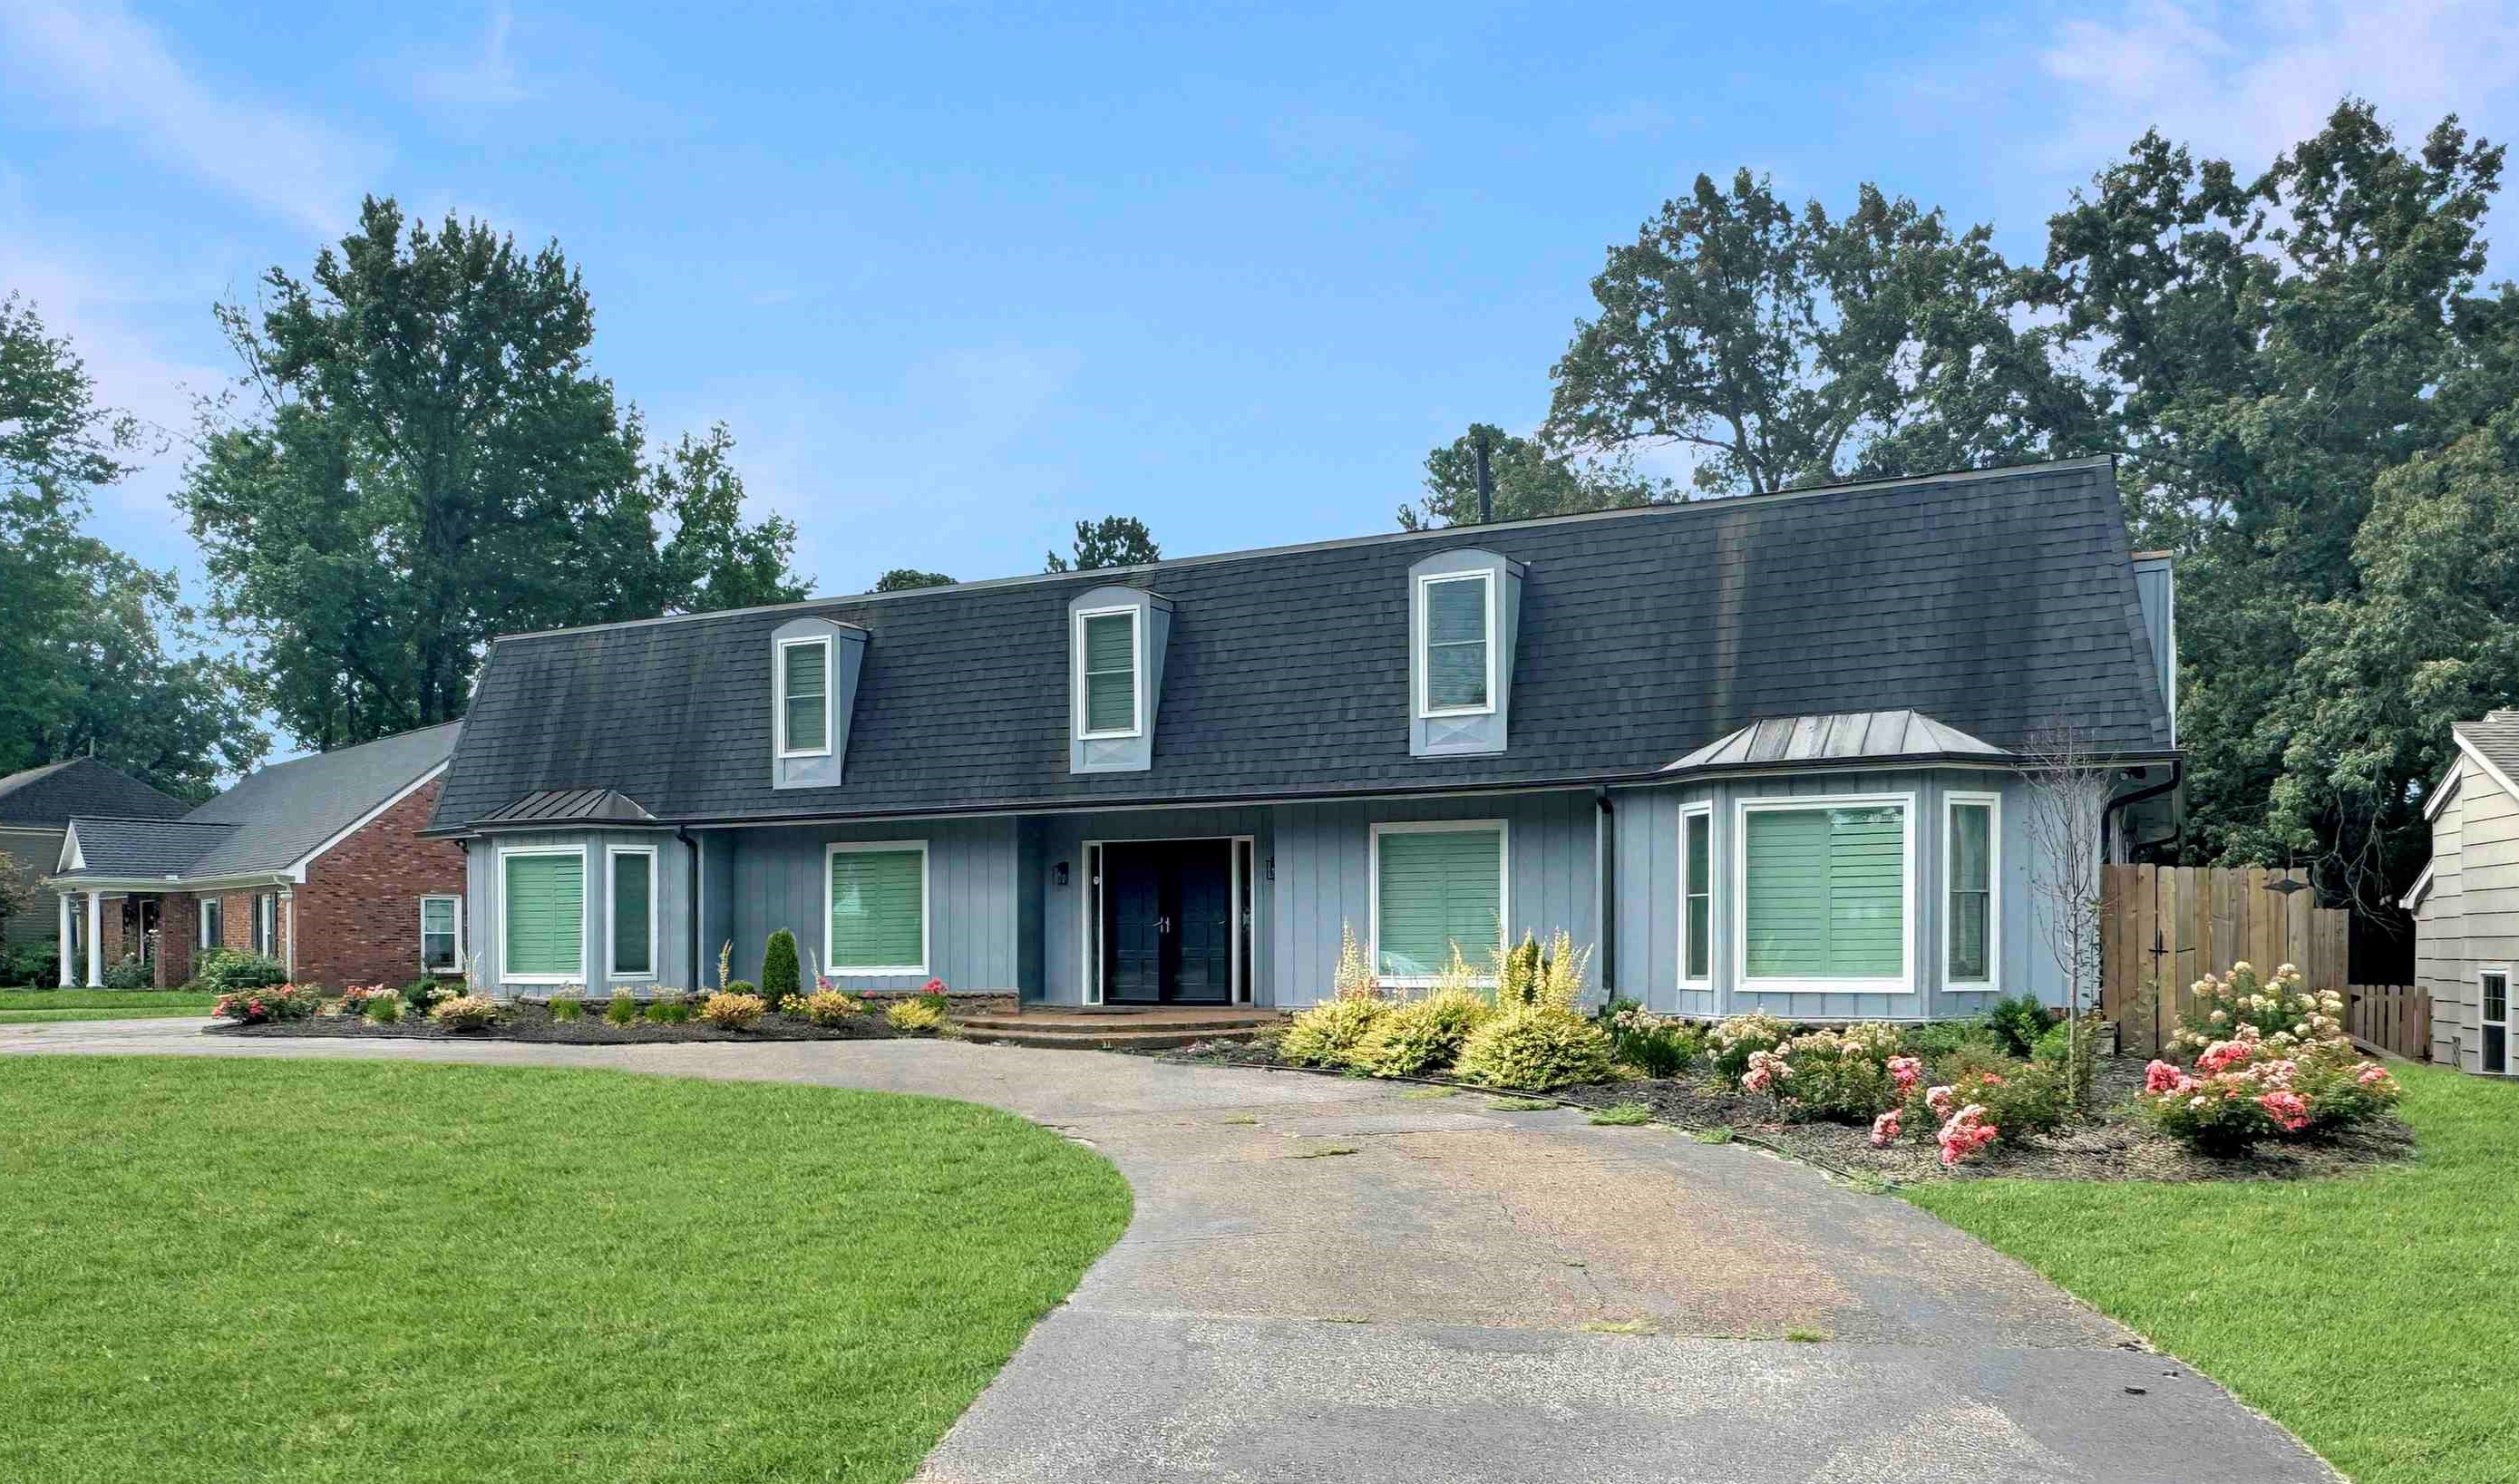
<box><xmin>1102</xmin><ymin>841</ymin><xmax>1237</xmax><ymax>1004</ymax></box>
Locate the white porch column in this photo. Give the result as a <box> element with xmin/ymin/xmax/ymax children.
<box><xmin>84</xmin><ymin>890</ymin><xmax>103</xmax><ymax>986</ymax></box>
<box><xmin>58</xmin><ymin>890</ymin><xmax>74</xmax><ymax>986</ymax></box>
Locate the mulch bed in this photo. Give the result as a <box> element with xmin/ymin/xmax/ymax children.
<box><xmin>206</xmin><ymin>1007</ymin><xmax>902</xmax><ymax>1045</ymax></box>
<box><xmin>1163</xmin><ymin>1040</ymin><xmax>2418</xmax><ymax>1185</ymax></box>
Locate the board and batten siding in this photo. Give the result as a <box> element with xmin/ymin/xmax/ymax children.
<box><xmin>1036</xmin><ymin>806</ymin><xmax>1275</xmax><ymax>1006</ymax></box>
<box><xmin>2414</xmin><ymin>753</ymin><xmax>2519</xmax><ymax>1072</ymax></box>
<box><xmin>1270</xmin><ymin>790</ymin><xmax>1599</xmax><ymax>1009</ymax></box>
<box><xmin>721</xmin><ymin>819</ymin><xmax>1021</xmax><ymax>993</ymax></box>
<box><xmin>466</xmin><ymin>830</ymin><xmax>694</xmax><ymax>994</ymax></box>
<box><xmin>1612</xmin><ymin>769</ymin><xmax>2056</xmax><ymax>1021</ymax></box>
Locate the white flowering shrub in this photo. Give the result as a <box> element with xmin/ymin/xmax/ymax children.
<box><xmin>2166</xmin><ymin>963</ymin><xmax>2345</xmax><ymax>1057</ymax></box>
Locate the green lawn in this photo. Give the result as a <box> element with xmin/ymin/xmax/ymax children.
<box><xmin>0</xmin><ymin>989</ymin><xmax>218</xmax><ymax>1023</ymax></box>
<box><xmin>1910</xmin><ymin>1063</ymin><xmax>2519</xmax><ymax>1484</ymax></box>
<box><xmin>0</xmin><ymin>1057</ymin><xmax>1131</xmax><ymax>1483</ymax></box>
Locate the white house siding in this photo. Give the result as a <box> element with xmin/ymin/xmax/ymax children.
<box><xmin>2415</xmin><ymin>755</ymin><xmax>2519</xmax><ymax>1072</ymax></box>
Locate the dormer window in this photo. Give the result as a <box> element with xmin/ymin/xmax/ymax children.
<box><xmin>778</xmin><ymin>635</ymin><xmax>832</xmax><ymax>758</ymax></box>
<box><xmin>1418</xmin><ymin>570</ymin><xmax>1494</xmax><ymax>716</ymax></box>
<box><xmin>1075</xmin><ymin>606</ymin><xmax>1142</xmax><ymax>739</ymax></box>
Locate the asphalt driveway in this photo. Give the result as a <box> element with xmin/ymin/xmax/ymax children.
<box><xmin>0</xmin><ymin>1017</ymin><xmax>2333</xmax><ymax>1483</ymax></box>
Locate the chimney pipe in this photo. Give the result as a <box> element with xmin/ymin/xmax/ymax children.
<box><xmin>1473</xmin><ymin>431</ymin><xmax>1494</xmax><ymax>524</ymax></box>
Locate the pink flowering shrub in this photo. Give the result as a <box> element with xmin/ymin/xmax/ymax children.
<box><xmin>1709</xmin><ymin>1013</ymin><xmax>1792</xmax><ymax>1079</ymax></box>
<box><xmin>1935</xmin><ymin>1104</ymin><xmax>1999</xmax><ymax>1166</ymax></box>
<box><xmin>1868</xmin><ymin>1109</ymin><xmax>1901</xmax><ymax>1147</ymax></box>
<box><xmin>2166</xmin><ymin>962</ymin><xmax>2346</xmax><ymax>1058</ymax></box>
<box><xmin>211</xmin><ymin>983</ymin><xmax>323</xmax><ymax>1024</ymax></box>
<box><xmin>2135</xmin><ymin>1037</ymin><xmax>2402</xmax><ymax>1154</ymax></box>
<box><xmin>1740</xmin><ymin>1023</ymin><xmax>1904</xmax><ymax>1121</ymax></box>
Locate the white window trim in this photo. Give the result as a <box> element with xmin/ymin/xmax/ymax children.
<box><xmin>1367</xmin><ymin>819</ymin><xmax>1511</xmax><ymax>988</ymax></box>
<box><xmin>253</xmin><ymin>892</ymin><xmax>277</xmax><ymax>957</ymax></box>
<box><xmin>824</xmin><ymin>840</ymin><xmax>931</xmax><ymax>977</ymax></box>
<box><xmin>199</xmin><ymin>896</ymin><xmax>222</xmax><ymax>949</ymax></box>
<box><xmin>1678</xmin><ymin>802</ymin><xmax>1713</xmax><ymax>989</ymax></box>
<box><xmin>1732</xmin><ymin>792</ymin><xmax>1917</xmax><ymax>995</ymax></box>
<box><xmin>774</xmin><ymin>634</ymin><xmax>835</xmax><ymax>759</ymax></box>
<box><xmin>497</xmin><ymin>843</ymin><xmax>590</xmax><ymax>985</ymax></box>
<box><xmin>1072</xmin><ymin>605</ymin><xmax>1145</xmax><ymax>742</ymax></box>
<box><xmin>607</xmin><ymin>846</ymin><xmax>659</xmax><ymax>982</ymax></box>
<box><xmin>1943</xmin><ymin>790</ymin><xmax>2002</xmax><ymax>989</ymax></box>
<box><xmin>1415</xmin><ymin>569</ymin><xmax>1498</xmax><ymax>719</ymax></box>
<box><xmin>419</xmin><ymin>894</ymin><xmax>464</xmax><ymax>976</ymax></box>
<box><xmin>2482</xmin><ymin>965</ymin><xmax>2512</xmax><ymax>1076</ymax></box>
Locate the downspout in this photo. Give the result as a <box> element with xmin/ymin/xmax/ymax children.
<box><xmin>2106</xmin><ymin>762</ymin><xmax>2183</xmax><ymax>861</ymax></box>
<box><xmin>1594</xmin><ymin>787</ymin><xmax>1617</xmax><ymax>996</ymax></box>
<box><xmin>677</xmin><ymin>826</ymin><xmax>703</xmax><ymax>991</ymax></box>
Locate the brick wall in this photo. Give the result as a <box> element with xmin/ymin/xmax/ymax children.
<box><xmin>155</xmin><ymin>894</ymin><xmax>197</xmax><ymax>988</ymax></box>
<box><xmin>292</xmin><ymin>778</ymin><xmax>466</xmax><ymax>989</ymax></box>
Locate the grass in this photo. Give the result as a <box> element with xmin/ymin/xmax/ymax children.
<box><xmin>0</xmin><ymin>988</ymin><xmax>218</xmax><ymax>1023</ymax></box>
<box><xmin>1586</xmin><ymin>1101</ymin><xmax>1652</xmax><ymax>1126</ymax></box>
<box><xmin>0</xmin><ymin>1056</ymin><xmax>1130</xmax><ymax>1484</ymax></box>
<box><xmin>1286</xmin><ymin>1142</ymin><xmax>1359</xmax><ymax>1159</ymax></box>
<box><xmin>1688</xmin><ymin>1125</ymin><xmax>1736</xmax><ymax>1144</ymax></box>
<box><xmin>1484</xmin><ymin>1096</ymin><xmax>1558</xmax><ymax>1111</ymax></box>
<box><xmin>1908</xmin><ymin>1064</ymin><xmax>2519</xmax><ymax>1484</ymax></box>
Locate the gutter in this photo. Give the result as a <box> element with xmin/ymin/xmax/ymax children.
<box><xmin>2106</xmin><ymin>761</ymin><xmax>2184</xmax><ymax>858</ymax></box>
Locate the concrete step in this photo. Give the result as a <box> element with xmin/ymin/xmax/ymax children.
<box><xmin>957</xmin><ymin>1011</ymin><xmax>1279</xmax><ymax>1034</ymax></box>
<box><xmin>955</xmin><ymin>1025</ymin><xmax>1264</xmax><ymax>1052</ymax></box>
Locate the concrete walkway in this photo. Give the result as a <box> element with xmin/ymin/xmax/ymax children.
<box><xmin>2</xmin><ymin>1018</ymin><xmax>2334</xmax><ymax>1483</ymax></box>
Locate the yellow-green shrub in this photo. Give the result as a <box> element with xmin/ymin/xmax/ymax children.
<box><xmin>793</xmin><ymin>988</ymin><xmax>866</xmax><ymax>1025</ymax></box>
<box><xmin>885</xmin><ymin>996</ymin><xmax>945</xmax><ymax>1034</ymax></box>
<box><xmin>428</xmin><ymin>994</ymin><xmax>501</xmax><ymax>1030</ymax></box>
<box><xmin>1492</xmin><ymin>929</ymin><xmax>1593</xmax><ymax>1013</ymax></box>
<box><xmin>1279</xmin><ymin>994</ymin><xmax>1388</xmax><ymax>1067</ymax></box>
<box><xmin>699</xmin><ymin>992</ymin><xmax>767</xmax><ymax>1029</ymax></box>
<box><xmin>1352</xmin><ymin>989</ymin><xmax>1493</xmax><ymax>1076</ymax></box>
<box><xmin>1454</xmin><ymin>1006</ymin><xmax>1613</xmax><ymax>1091</ymax></box>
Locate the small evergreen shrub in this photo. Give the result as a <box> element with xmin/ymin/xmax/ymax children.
<box><xmin>1279</xmin><ymin>995</ymin><xmax>1388</xmax><ymax>1067</ymax></box>
<box><xmin>1352</xmin><ymin>989</ymin><xmax>1492</xmax><ymax>1076</ymax></box>
<box><xmin>1898</xmin><ymin>1019</ymin><xmax>1996</xmax><ymax>1060</ymax></box>
<box><xmin>652</xmin><ymin>991</ymin><xmax>693</xmax><ymax>1025</ymax></box>
<box><xmin>723</xmin><ymin>980</ymin><xmax>759</xmax><ymax>1000</ymax></box>
<box><xmin>367</xmin><ymin>994</ymin><xmax>403</xmax><ymax>1023</ymax></box>
<box><xmin>196</xmin><ymin>949</ymin><xmax>288</xmax><ymax>997</ymax></box>
<box><xmin>885</xmin><ymin>996</ymin><xmax>945</xmax><ymax>1034</ymax></box>
<box><xmin>700</xmin><ymin>992</ymin><xmax>766</xmax><ymax>1029</ymax></box>
<box><xmin>762</xmin><ymin>929</ymin><xmax>802</xmax><ymax>1007</ymax></box>
<box><xmin>605</xmin><ymin>990</ymin><xmax>638</xmax><ymax>1026</ymax></box>
<box><xmin>549</xmin><ymin>994</ymin><xmax>584</xmax><ymax>1022</ymax></box>
<box><xmin>1454</xmin><ymin>1006</ymin><xmax>1614</xmax><ymax>1091</ymax></box>
<box><xmin>102</xmin><ymin>955</ymin><xmax>151</xmax><ymax>990</ymax></box>
<box><xmin>1982</xmin><ymin>994</ymin><xmax>2055</xmax><ymax>1058</ymax></box>
<box><xmin>1600</xmin><ymin>999</ymin><xmax>1703</xmax><ymax>1078</ymax></box>
<box><xmin>429</xmin><ymin>994</ymin><xmax>501</xmax><ymax>1030</ymax></box>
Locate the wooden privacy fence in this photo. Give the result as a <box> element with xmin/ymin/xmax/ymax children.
<box><xmin>2344</xmin><ymin>985</ymin><xmax>2431</xmax><ymax>1062</ymax></box>
<box><xmin>2101</xmin><ymin>865</ymin><xmax>2349</xmax><ymax>1056</ymax></box>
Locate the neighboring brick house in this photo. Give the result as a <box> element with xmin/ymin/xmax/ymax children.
<box><xmin>47</xmin><ymin>723</ymin><xmax>465</xmax><ymax>989</ymax></box>
<box><xmin>0</xmin><ymin>759</ymin><xmax>190</xmax><ymax>965</ymax></box>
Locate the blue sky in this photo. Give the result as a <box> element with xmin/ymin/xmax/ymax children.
<box><xmin>5</xmin><ymin>0</ymin><xmax>2516</xmax><ymax>610</ymax></box>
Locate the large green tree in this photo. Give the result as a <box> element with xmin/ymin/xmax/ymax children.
<box><xmin>873</xmin><ymin>567</ymin><xmax>955</xmax><ymax>592</ymax></box>
<box><xmin>0</xmin><ymin>294</ymin><xmax>262</xmax><ymax>799</ymax></box>
<box><xmin>1545</xmin><ymin>172</ymin><xmax>2103</xmax><ymax>494</ymax></box>
<box><xmin>180</xmin><ymin>198</ymin><xmax>806</xmax><ymax>751</ymax></box>
<box><xmin>1045</xmin><ymin>516</ymin><xmax>1160</xmax><ymax>572</ymax></box>
<box><xmin>1397</xmin><ymin>422</ymin><xmax>1669</xmax><ymax>529</ymax></box>
<box><xmin>2034</xmin><ymin>101</ymin><xmax>2514</xmax><ymax>911</ymax></box>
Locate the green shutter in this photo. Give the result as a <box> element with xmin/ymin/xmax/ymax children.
<box><xmin>1424</xmin><ymin>577</ymin><xmax>1489</xmax><ymax>710</ymax></box>
<box><xmin>1082</xmin><ymin>614</ymin><xmax>1135</xmax><ymax>732</ymax></box>
<box><xmin>831</xmin><ymin>849</ymin><xmax>924</xmax><ymax>969</ymax></box>
<box><xmin>612</xmin><ymin>854</ymin><xmax>653</xmax><ymax>975</ymax></box>
<box><xmin>783</xmin><ymin>642</ymin><xmax>828</xmax><ymax>752</ymax></box>
<box><xmin>1684</xmin><ymin>811</ymin><xmax>1711</xmax><ymax>981</ymax></box>
<box><xmin>1743</xmin><ymin>806</ymin><xmax>1904</xmax><ymax>981</ymax></box>
<box><xmin>1948</xmin><ymin>803</ymin><xmax>1991</xmax><ymax>981</ymax></box>
<box><xmin>1376</xmin><ymin>828</ymin><xmax>1502</xmax><ymax>977</ymax></box>
<box><xmin>503</xmin><ymin>854</ymin><xmax>584</xmax><ymax>977</ymax></box>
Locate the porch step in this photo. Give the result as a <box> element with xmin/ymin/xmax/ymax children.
<box><xmin>954</xmin><ymin>1008</ymin><xmax>1279</xmax><ymax>1051</ymax></box>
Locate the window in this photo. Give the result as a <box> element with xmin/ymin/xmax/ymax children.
<box><xmin>1372</xmin><ymin>821</ymin><xmax>1507</xmax><ymax>983</ymax></box>
<box><xmin>2484</xmin><ymin>969</ymin><xmax>2510</xmax><ymax>1076</ymax></box>
<box><xmin>500</xmin><ymin>848</ymin><xmax>586</xmax><ymax>983</ymax></box>
<box><xmin>252</xmin><ymin>893</ymin><xmax>277</xmax><ymax>957</ymax></box>
<box><xmin>1075</xmin><ymin>608</ymin><xmax>1141</xmax><ymax>738</ymax></box>
<box><xmin>827</xmin><ymin>842</ymin><xmax>928</xmax><ymax>975</ymax></box>
<box><xmin>1736</xmin><ymin>796</ymin><xmax>1912</xmax><ymax>993</ymax></box>
<box><xmin>1417</xmin><ymin>571</ymin><xmax>1493</xmax><ymax>715</ymax></box>
<box><xmin>199</xmin><ymin>896</ymin><xmax>223</xmax><ymax>948</ymax></box>
<box><xmin>777</xmin><ymin>635</ymin><xmax>832</xmax><ymax>757</ymax></box>
<box><xmin>608</xmin><ymin>848</ymin><xmax>656</xmax><ymax>979</ymax></box>
<box><xmin>1681</xmin><ymin>805</ymin><xmax>1712</xmax><ymax>984</ymax></box>
<box><xmin>1945</xmin><ymin>794</ymin><xmax>1999</xmax><ymax>985</ymax></box>
<box><xmin>420</xmin><ymin>896</ymin><xmax>462</xmax><ymax>975</ymax></box>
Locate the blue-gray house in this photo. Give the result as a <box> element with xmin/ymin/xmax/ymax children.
<box><xmin>422</xmin><ymin>456</ymin><xmax>2178</xmax><ymax>1020</ymax></box>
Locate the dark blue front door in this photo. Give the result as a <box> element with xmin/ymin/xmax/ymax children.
<box><xmin>1101</xmin><ymin>842</ymin><xmax>1233</xmax><ymax>1004</ymax></box>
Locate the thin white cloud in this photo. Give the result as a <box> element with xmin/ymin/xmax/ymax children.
<box><xmin>2038</xmin><ymin>0</ymin><xmax>2519</xmax><ymax>173</ymax></box>
<box><xmin>411</xmin><ymin>5</ymin><xmax>532</xmax><ymax>109</ymax></box>
<box><xmin>0</xmin><ymin>0</ymin><xmax>373</xmax><ymax>236</ymax></box>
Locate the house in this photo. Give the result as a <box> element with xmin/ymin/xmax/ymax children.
<box><xmin>421</xmin><ymin>456</ymin><xmax>2179</xmax><ymax>1018</ymax></box>
<box><xmin>2404</xmin><ymin>711</ymin><xmax>2519</xmax><ymax>1073</ymax></box>
<box><xmin>45</xmin><ymin>723</ymin><xmax>466</xmax><ymax>989</ymax></box>
<box><xmin>0</xmin><ymin>758</ymin><xmax>190</xmax><ymax>966</ymax></box>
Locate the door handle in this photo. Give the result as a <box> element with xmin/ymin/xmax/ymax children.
<box><xmin>1157</xmin><ymin>916</ymin><xmax>1172</xmax><ymax>934</ymax></box>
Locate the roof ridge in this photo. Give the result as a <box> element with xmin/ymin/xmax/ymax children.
<box><xmin>486</xmin><ymin>455</ymin><xmax>2118</xmax><ymax>646</ymax></box>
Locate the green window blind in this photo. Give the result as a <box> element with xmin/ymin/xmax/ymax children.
<box><xmin>831</xmin><ymin>849</ymin><xmax>924</xmax><ymax>970</ymax></box>
<box><xmin>503</xmin><ymin>854</ymin><xmax>583</xmax><ymax>977</ymax></box>
<box><xmin>783</xmin><ymin>641</ymin><xmax>829</xmax><ymax>753</ymax></box>
<box><xmin>1742</xmin><ymin>805</ymin><xmax>1904</xmax><ymax>981</ymax></box>
<box><xmin>1376</xmin><ymin>828</ymin><xmax>1503</xmax><ymax>976</ymax></box>
<box><xmin>1081</xmin><ymin>613</ymin><xmax>1136</xmax><ymax>733</ymax></box>
<box><xmin>1684</xmin><ymin>811</ymin><xmax>1712</xmax><ymax>981</ymax></box>
<box><xmin>612</xmin><ymin>854</ymin><xmax>653</xmax><ymax>975</ymax></box>
<box><xmin>1947</xmin><ymin>803</ymin><xmax>1992</xmax><ymax>981</ymax></box>
<box><xmin>1423</xmin><ymin>576</ymin><xmax>1489</xmax><ymax>711</ymax></box>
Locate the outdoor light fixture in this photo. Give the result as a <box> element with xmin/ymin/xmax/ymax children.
<box><xmin>1054</xmin><ymin>861</ymin><xmax>1070</xmax><ymax>887</ymax></box>
<box><xmin>2266</xmin><ymin>853</ymin><xmax>2310</xmax><ymax>897</ymax></box>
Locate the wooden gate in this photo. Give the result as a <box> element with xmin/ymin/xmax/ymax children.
<box><xmin>2100</xmin><ymin>865</ymin><xmax>2349</xmax><ymax>1055</ymax></box>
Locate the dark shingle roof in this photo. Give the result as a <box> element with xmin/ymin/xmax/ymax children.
<box><xmin>432</xmin><ymin>458</ymin><xmax>2174</xmax><ymax>830</ymax></box>
<box><xmin>63</xmin><ymin>819</ymin><xmax>238</xmax><ymax>878</ymax></box>
<box><xmin>0</xmin><ymin>758</ymin><xmax>189</xmax><ymax>828</ymax></box>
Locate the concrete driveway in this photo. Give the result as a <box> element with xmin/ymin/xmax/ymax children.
<box><xmin>1</xmin><ymin>1018</ymin><xmax>2332</xmax><ymax>1483</ymax></box>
